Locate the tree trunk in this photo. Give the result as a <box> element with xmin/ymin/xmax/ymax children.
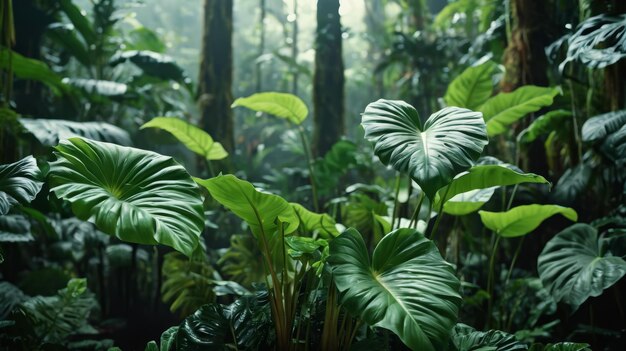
<box><xmin>198</xmin><ymin>0</ymin><xmax>234</xmax><ymax>161</ymax></box>
<box><xmin>312</xmin><ymin>0</ymin><xmax>344</xmax><ymax>157</ymax></box>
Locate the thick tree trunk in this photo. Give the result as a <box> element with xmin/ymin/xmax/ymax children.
<box><xmin>312</xmin><ymin>0</ymin><xmax>344</xmax><ymax>157</ymax></box>
<box><xmin>198</xmin><ymin>0</ymin><xmax>234</xmax><ymax>158</ymax></box>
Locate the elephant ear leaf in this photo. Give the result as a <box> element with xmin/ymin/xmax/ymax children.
<box><xmin>48</xmin><ymin>137</ymin><xmax>205</xmax><ymax>257</ymax></box>
<box><xmin>479</xmin><ymin>204</ymin><xmax>577</xmax><ymax>238</ymax></box>
<box><xmin>362</xmin><ymin>99</ymin><xmax>488</xmax><ymax>200</ymax></box>
<box><xmin>328</xmin><ymin>228</ymin><xmax>461</xmax><ymax>351</ymax></box>
<box><xmin>538</xmin><ymin>223</ymin><xmax>626</xmax><ymax>311</ymax></box>
<box><xmin>232</xmin><ymin>92</ymin><xmax>308</xmax><ymax>125</ymax></box>
<box><xmin>0</xmin><ymin>156</ymin><xmax>43</xmax><ymax>215</ymax></box>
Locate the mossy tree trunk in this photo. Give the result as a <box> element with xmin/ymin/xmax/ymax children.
<box><xmin>198</xmin><ymin>0</ymin><xmax>235</xmax><ymax>164</ymax></box>
<box><xmin>312</xmin><ymin>0</ymin><xmax>344</xmax><ymax>157</ymax></box>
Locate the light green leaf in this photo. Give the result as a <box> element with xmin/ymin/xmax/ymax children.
<box><xmin>291</xmin><ymin>203</ymin><xmax>339</xmax><ymax>237</ymax></box>
<box><xmin>328</xmin><ymin>228</ymin><xmax>461</xmax><ymax>351</ymax></box>
<box><xmin>195</xmin><ymin>174</ymin><xmax>299</xmax><ymax>237</ymax></box>
<box><xmin>518</xmin><ymin>110</ymin><xmax>573</xmax><ymax>144</ymax></box>
<box><xmin>479</xmin><ymin>204</ymin><xmax>577</xmax><ymax>238</ymax></box>
<box><xmin>362</xmin><ymin>99</ymin><xmax>488</xmax><ymax>200</ymax></box>
<box><xmin>0</xmin><ymin>156</ymin><xmax>43</xmax><ymax>215</ymax></box>
<box><xmin>443</xmin><ymin>187</ymin><xmax>497</xmax><ymax>216</ymax></box>
<box><xmin>49</xmin><ymin>138</ymin><xmax>205</xmax><ymax>256</ymax></box>
<box><xmin>435</xmin><ymin>165</ymin><xmax>549</xmax><ymax>208</ymax></box>
<box><xmin>480</xmin><ymin>86</ymin><xmax>560</xmax><ymax>136</ymax></box>
<box><xmin>141</xmin><ymin>117</ymin><xmax>228</xmax><ymax>160</ymax></box>
<box><xmin>444</xmin><ymin>61</ymin><xmax>496</xmax><ymax>110</ymax></box>
<box><xmin>232</xmin><ymin>92</ymin><xmax>308</xmax><ymax>125</ymax></box>
<box><xmin>538</xmin><ymin>223</ymin><xmax>626</xmax><ymax>311</ymax></box>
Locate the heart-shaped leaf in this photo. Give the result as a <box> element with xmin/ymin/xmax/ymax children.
<box><xmin>232</xmin><ymin>92</ymin><xmax>308</xmax><ymax>125</ymax></box>
<box><xmin>0</xmin><ymin>156</ymin><xmax>43</xmax><ymax>215</ymax></box>
<box><xmin>538</xmin><ymin>223</ymin><xmax>626</xmax><ymax>311</ymax></box>
<box><xmin>195</xmin><ymin>174</ymin><xmax>299</xmax><ymax>237</ymax></box>
<box><xmin>480</xmin><ymin>86</ymin><xmax>559</xmax><ymax>137</ymax></box>
<box><xmin>141</xmin><ymin>117</ymin><xmax>228</xmax><ymax>160</ymax></box>
<box><xmin>479</xmin><ymin>204</ymin><xmax>577</xmax><ymax>238</ymax></box>
<box><xmin>362</xmin><ymin>99</ymin><xmax>488</xmax><ymax>200</ymax></box>
<box><xmin>328</xmin><ymin>228</ymin><xmax>461</xmax><ymax>351</ymax></box>
<box><xmin>49</xmin><ymin>138</ymin><xmax>205</xmax><ymax>256</ymax></box>
<box><xmin>444</xmin><ymin>61</ymin><xmax>497</xmax><ymax>110</ymax></box>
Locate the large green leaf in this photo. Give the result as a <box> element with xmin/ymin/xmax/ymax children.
<box><xmin>480</xmin><ymin>86</ymin><xmax>559</xmax><ymax>136</ymax></box>
<box><xmin>110</xmin><ymin>50</ymin><xmax>187</xmax><ymax>83</ymax></box>
<box><xmin>537</xmin><ymin>223</ymin><xmax>626</xmax><ymax>311</ymax></box>
<box><xmin>49</xmin><ymin>137</ymin><xmax>205</xmax><ymax>256</ymax></box>
<box><xmin>291</xmin><ymin>203</ymin><xmax>339</xmax><ymax>237</ymax></box>
<box><xmin>479</xmin><ymin>204</ymin><xmax>577</xmax><ymax>238</ymax></box>
<box><xmin>434</xmin><ymin>165</ymin><xmax>549</xmax><ymax>209</ymax></box>
<box><xmin>20</xmin><ymin>118</ymin><xmax>132</xmax><ymax>147</ymax></box>
<box><xmin>328</xmin><ymin>228</ymin><xmax>461</xmax><ymax>351</ymax></box>
<box><xmin>444</xmin><ymin>61</ymin><xmax>496</xmax><ymax>110</ymax></box>
<box><xmin>195</xmin><ymin>174</ymin><xmax>299</xmax><ymax>237</ymax></box>
<box><xmin>551</xmin><ymin>164</ymin><xmax>592</xmax><ymax>205</ymax></box>
<box><xmin>0</xmin><ymin>215</ymin><xmax>33</xmax><ymax>243</ymax></box>
<box><xmin>451</xmin><ymin>323</ymin><xmax>527</xmax><ymax>351</ymax></box>
<box><xmin>518</xmin><ymin>110</ymin><xmax>573</xmax><ymax>144</ymax></box>
<box><xmin>581</xmin><ymin>109</ymin><xmax>626</xmax><ymax>143</ymax></box>
<box><xmin>0</xmin><ymin>49</ymin><xmax>67</xmax><ymax>95</ymax></box>
<box><xmin>58</xmin><ymin>0</ymin><xmax>97</xmax><ymax>45</ymax></box>
<box><xmin>141</xmin><ymin>117</ymin><xmax>228</xmax><ymax>160</ymax></box>
<box><xmin>0</xmin><ymin>156</ymin><xmax>43</xmax><ymax>215</ymax></box>
<box><xmin>232</xmin><ymin>92</ymin><xmax>308</xmax><ymax>125</ymax></box>
<box><xmin>443</xmin><ymin>187</ymin><xmax>497</xmax><ymax>216</ymax></box>
<box><xmin>362</xmin><ymin>99</ymin><xmax>488</xmax><ymax>200</ymax></box>
<box><xmin>46</xmin><ymin>23</ymin><xmax>90</xmax><ymax>67</ymax></box>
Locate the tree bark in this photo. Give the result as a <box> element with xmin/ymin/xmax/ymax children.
<box><xmin>198</xmin><ymin>0</ymin><xmax>234</xmax><ymax>159</ymax></box>
<box><xmin>312</xmin><ymin>0</ymin><xmax>344</xmax><ymax>157</ymax></box>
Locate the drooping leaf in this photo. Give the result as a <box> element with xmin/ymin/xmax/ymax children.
<box><xmin>62</xmin><ymin>78</ymin><xmax>128</xmax><ymax>96</ymax></box>
<box><xmin>0</xmin><ymin>156</ymin><xmax>43</xmax><ymax>215</ymax></box>
<box><xmin>160</xmin><ymin>326</ymin><xmax>179</xmax><ymax>351</ymax></box>
<box><xmin>529</xmin><ymin>342</ymin><xmax>591</xmax><ymax>351</ymax></box>
<box><xmin>518</xmin><ymin>110</ymin><xmax>573</xmax><ymax>144</ymax></box>
<box><xmin>435</xmin><ymin>165</ymin><xmax>549</xmax><ymax>208</ymax></box>
<box><xmin>479</xmin><ymin>205</ymin><xmax>578</xmax><ymax>238</ymax></box>
<box><xmin>538</xmin><ymin>223</ymin><xmax>626</xmax><ymax>311</ymax></box>
<box><xmin>0</xmin><ymin>215</ymin><xmax>33</xmax><ymax>243</ymax></box>
<box><xmin>20</xmin><ymin>278</ymin><xmax>97</xmax><ymax>345</ymax></box>
<box><xmin>444</xmin><ymin>61</ymin><xmax>496</xmax><ymax>110</ymax></box>
<box><xmin>176</xmin><ymin>291</ymin><xmax>272</xmax><ymax>350</ymax></box>
<box><xmin>141</xmin><ymin>117</ymin><xmax>228</xmax><ymax>161</ymax></box>
<box><xmin>0</xmin><ymin>49</ymin><xmax>68</xmax><ymax>95</ymax></box>
<box><xmin>480</xmin><ymin>86</ymin><xmax>559</xmax><ymax>136</ymax></box>
<box><xmin>232</xmin><ymin>92</ymin><xmax>308</xmax><ymax>125</ymax></box>
<box><xmin>328</xmin><ymin>228</ymin><xmax>461</xmax><ymax>351</ymax></box>
<box><xmin>0</xmin><ymin>282</ymin><xmax>28</xmax><ymax>319</ymax></box>
<box><xmin>110</xmin><ymin>50</ymin><xmax>187</xmax><ymax>83</ymax></box>
<box><xmin>58</xmin><ymin>0</ymin><xmax>97</xmax><ymax>45</ymax></box>
<box><xmin>581</xmin><ymin>110</ymin><xmax>626</xmax><ymax>143</ymax></box>
<box><xmin>362</xmin><ymin>99</ymin><xmax>488</xmax><ymax>200</ymax></box>
<box><xmin>195</xmin><ymin>174</ymin><xmax>299</xmax><ymax>238</ymax></box>
<box><xmin>551</xmin><ymin>164</ymin><xmax>592</xmax><ymax>205</ymax></box>
<box><xmin>49</xmin><ymin>138</ymin><xmax>205</xmax><ymax>256</ymax></box>
<box><xmin>291</xmin><ymin>203</ymin><xmax>339</xmax><ymax>237</ymax></box>
<box><xmin>46</xmin><ymin>23</ymin><xmax>90</xmax><ymax>67</ymax></box>
<box><xmin>559</xmin><ymin>14</ymin><xmax>626</xmax><ymax>71</ymax></box>
<box><xmin>451</xmin><ymin>323</ymin><xmax>527</xmax><ymax>351</ymax></box>
<box><xmin>20</xmin><ymin>118</ymin><xmax>132</xmax><ymax>147</ymax></box>
<box><xmin>443</xmin><ymin>187</ymin><xmax>497</xmax><ymax>216</ymax></box>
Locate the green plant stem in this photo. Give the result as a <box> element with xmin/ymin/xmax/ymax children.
<box><xmin>321</xmin><ymin>285</ymin><xmax>339</xmax><ymax>351</ymax></box>
<box><xmin>204</xmin><ymin>159</ymin><xmax>216</xmax><ymax>178</ymax></box>
<box><xmin>390</xmin><ymin>173</ymin><xmax>401</xmax><ymax>229</ymax></box>
<box><xmin>429</xmin><ymin>186</ymin><xmax>450</xmax><ymax>240</ymax></box>
<box><xmin>567</xmin><ymin>78</ymin><xmax>583</xmax><ymax>162</ymax></box>
<box><xmin>298</xmin><ymin>126</ymin><xmax>319</xmax><ymax>212</ymax></box>
<box><xmin>486</xmin><ymin>234</ymin><xmax>501</xmax><ymax>329</ymax></box>
<box><xmin>408</xmin><ymin>191</ymin><xmax>425</xmax><ymax>228</ymax></box>
<box><xmin>504</xmin><ymin>236</ymin><xmax>524</xmax><ymax>289</ymax></box>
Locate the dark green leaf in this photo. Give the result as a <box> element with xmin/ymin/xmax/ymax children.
<box><xmin>49</xmin><ymin>138</ymin><xmax>205</xmax><ymax>256</ymax></box>
<box><xmin>581</xmin><ymin>110</ymin><xmax>626</xmax><ymax>143</ymax></box>
<box><xmin>328</xmin><ymin>228</ymin><xmax>461</xmax><ymax>351</ymax></box>
<box><xmin>20</xmin><ymin>118</ymin><xmax>132</xmax><ymax>147</ymax></box>
<box><xmin>444</xmin><ymin>61</ymin><xmax>496</xmax><ymax>110</ymax></box>
<box><xmin>0</xmin><ymin>281</ymin><xmax>28</xmax><ymax>319</ymax></box>
<box><xmin>518</xmin><ymin>110</ymin><xmax>573</xmax><ymax>144</ymax></box>
<box><xmin>0</xmin><ymin>156</ymin><xmax>43</xmax><ymax>215</ymax></box>
<box><xmin>451</xmin><ymin>323</ymin><xmax>527</xmax><ymax>351</ymax></box>
<box><xmin>0</xmin><ymin>214</ymin><xmax>33</xmax><ymax>242</ymax></box>
<box><xmin>110</xmin><ymin>50</ymin><xmax>187</xmax><ymax>82</ymax></box>
<box><xmin>0</xmin><ymin>49</ymin><xmax>67</xmax><ymax>95</ymax></box>
<box><xmin>58</xmin><ymin>0</ymin><xmax>97</xmax><ymax>45</ymax></box>
<box><xmin>362</xmin><ymin>99</ymin><xmax>488</xmax><ymax>200</ymax></box>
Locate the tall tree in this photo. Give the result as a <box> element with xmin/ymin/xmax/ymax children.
<box><xmin>198</xmin><ymin>0</ymin><xmax>234</xmax><ymax>159</ymax></box>
<box><xmin>312</xmin><ymin>0</ymin><xmax>344</xmax><ymax>157</ymax></box>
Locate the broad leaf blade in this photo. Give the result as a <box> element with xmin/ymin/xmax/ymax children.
<box><xmin>362</xmin><ymin>99</ymin><xmax>488</xmax><ymax>200</ymax></box>
<box><xmin>141</xmin><ymin>117</ymin><xmax>228</xmax><ymax>160</ymax></box>
<box><xmin>443</xmin><ymin>187</ymin><xmax>497</xmax><ymax>216</ymax></box>
<box><xmin>0</xmin><ymin>156</ymin><xmax>43</xmax><ymax>215</ymax></box>
<box><xmin>291</xmin><ymin>203</ymin><xmax>339</xmax><ymax>237</ymax></box>
<box><xmin>20</xmin><ymin>118</ymin><xmax>132</xmax><ymax>147</ymax></box>
<box><xmin>538</xmin><ymin>223</ymin><xmax>626</xmax><ymax>311</ymax></box>
<box><xmin>0</xmin><ymin>49</ymin><xmax>67</xmax><ymax>95</ymax></box>
<box><xmin>451</xmin><ymin>323</ymin><xmax>527</xmax><ymax>351</ymax></box>
<box><xmin>444</xmin><ymin>61</ymin><xmax>496</xmax><ymax>110</ymax></box>
<box><xmin>195</xmin><ymin>175</ymin><xmax>299</xmax><ymax>237</ymax></box>
<box><xmin>49</xmin><ymin>138</ymin><xmax>205</xmax><ymax>256</ymax></box>
<box><xmin>328</xmin><ymin>228</ymin><xmax>461</xmax><ymax>351</ymax></box>
<box><xmin>232</xmin><ymin>92</ymin><xmax>308</xmax><ymax>125</ymax></box>
<box><xmin>581</xmin><ymin>109</ymin><xmax>626</xmax><ymax>143</ymax></box>
<box><xmin>480</xmin><ymin>86</ymin><xmax>559</xmax><ymax>136</ymax></box>
<box><xmin>518</xmin><ymin>110</ymin><xmax>573</xmax><ymax>144</ymax></box>
<box><xmin>479</xmin><ymin>204</ymin><xmax>577</xmax><ymax>238</ymax></box>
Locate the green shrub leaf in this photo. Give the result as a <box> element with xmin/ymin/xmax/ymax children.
<box><xmin>479</xmin><ymin>204</ymin><xmax>578</xmax><ymax>238</ymax></box>
<box><xmin>444</xmin><ymin>61</ymin><xmax>496</xmax><ymax>110</ymax></box>
<box><xmin>232</xmin><ymin>92</ymin><xmax>308</xmax><ymax>125</ymax></box>
<box><xmin>0</xmin><ymin>156</ymin><xmax>43</xmax><ymax>215</ymax></box>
